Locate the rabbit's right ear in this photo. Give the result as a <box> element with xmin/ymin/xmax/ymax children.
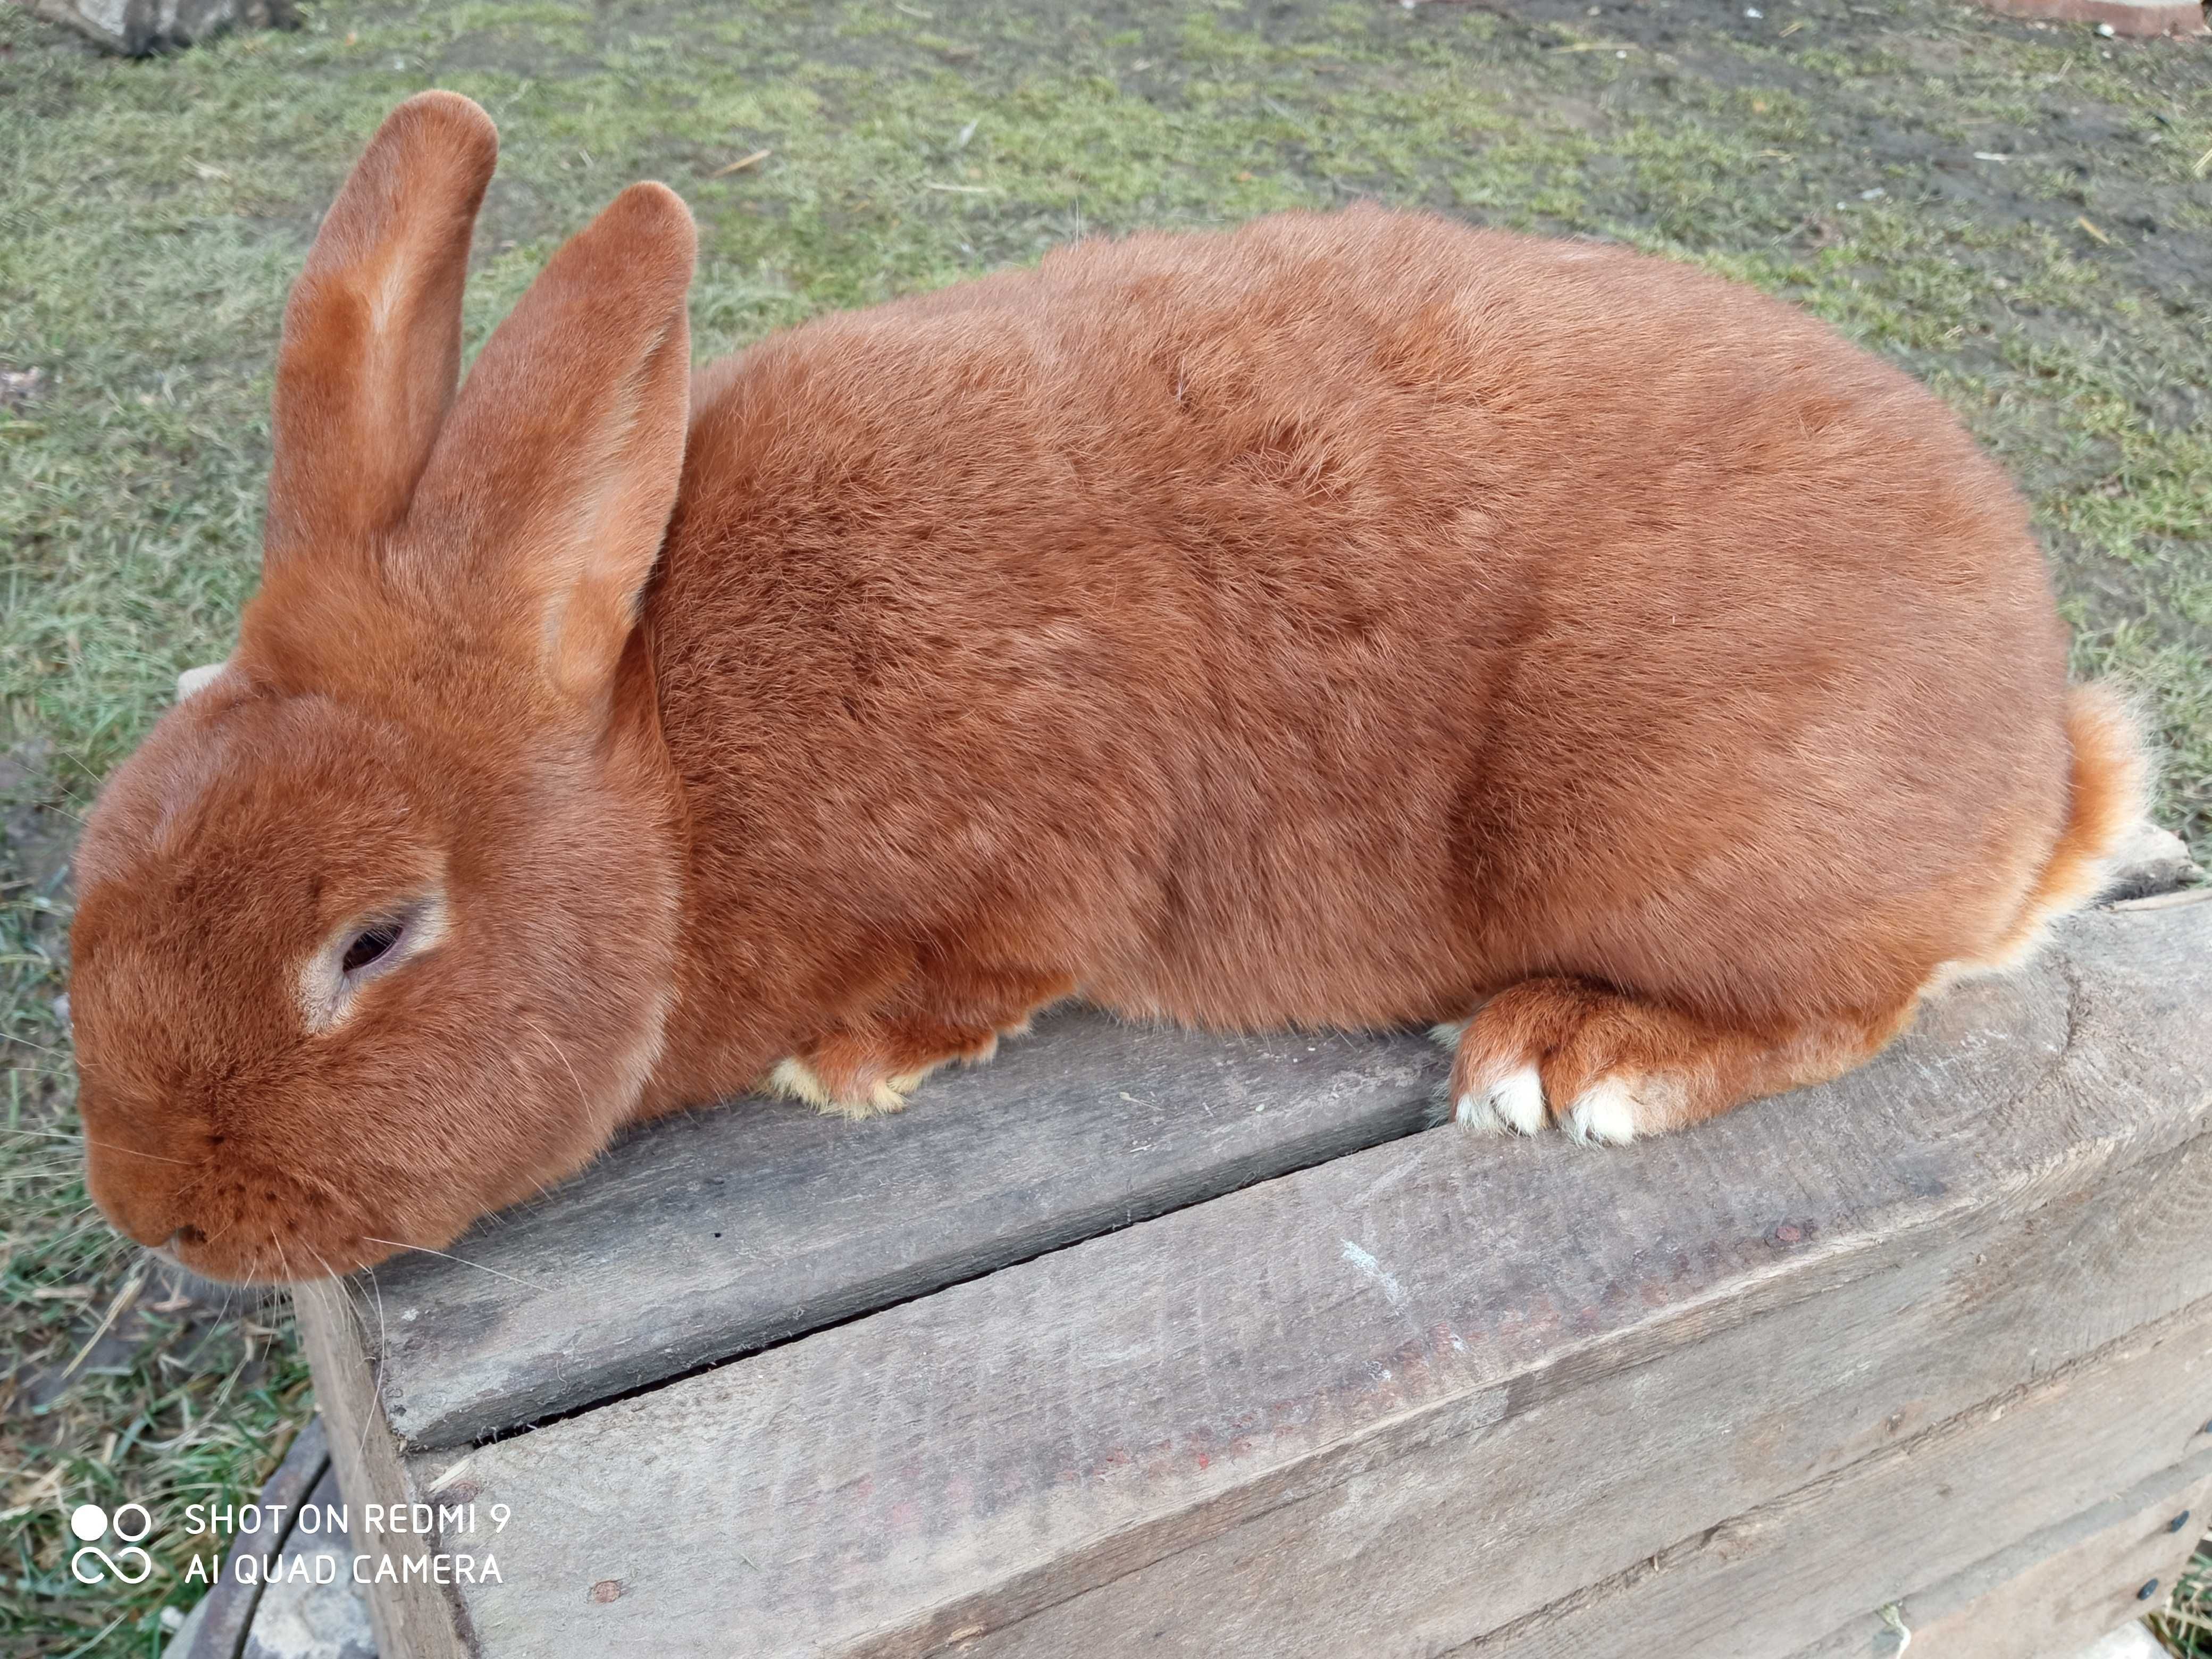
<box><xmin>263</xmin><ymin>93</ymin><xmax>498</xmax><ymax>565</ymax></box>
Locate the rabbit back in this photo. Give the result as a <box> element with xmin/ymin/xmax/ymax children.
<box><xmin>650</xmin><ymin>207</ymin><xmax>2076</xmax><ymax>1082</ymax></box>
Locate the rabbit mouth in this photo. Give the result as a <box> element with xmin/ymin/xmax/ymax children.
<box><xmin>153</xmin><ymin>1218</ymin><xmax>392</xmax><ymax>1285</ymax></box>
<box><xmin>158</xmin><ymin>1224</ymin><xmax>269</xmax><ymax>1284</ymax></box>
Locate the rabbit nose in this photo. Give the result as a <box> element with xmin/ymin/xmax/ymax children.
<box><xmin>149</xmin><ymin>1226</ymin><xmax>206</xmax><ymax>1263</ymax></box>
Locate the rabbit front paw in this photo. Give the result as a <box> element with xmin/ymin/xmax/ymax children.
<box><xmin>761</xmin><ymin>1016</ymin><xmax>1011</xmax><ymax>1121</ymax></box>
<box><xmin>765</xmin><ymin>1057</ymin><xmax>917</xmax><ymax>1120</ymax></box>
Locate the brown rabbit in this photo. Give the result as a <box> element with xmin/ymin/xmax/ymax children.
<box><xmin>69</xmin><ymin>93</ymin><xmax>2143</xmax><ymax>1283</ymax></box>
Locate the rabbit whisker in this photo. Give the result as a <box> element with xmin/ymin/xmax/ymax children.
<box><xmin>356</xmin><ymin>1262</ymin><xmax>389</xmax><ymax>1470</ymax></box>
<box><xmin>358</xmin><ymin>1236</ymin><xmax>548</xmax><ymax>1293</ymax></box>
<box><xmin>2</xmin><ymin>1125</ymin><xmax>197</xmax><ymax>1166</ymax></box>
<box><xmin>514</xmin><ymin>1012</ymin><xmax>591</xmax><ymax>1122</ymax></box>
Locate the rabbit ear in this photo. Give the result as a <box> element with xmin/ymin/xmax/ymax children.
<box><xmin>406</xmin><ymin>181</ymin><xmax>696</xmax><ymax>707</ymax></box>
<box><xmin>264</xmin><ymin>93</ymin><xmax>498</xmax><ymax>564</ymax></box>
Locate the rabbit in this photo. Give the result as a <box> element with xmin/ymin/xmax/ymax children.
<box><xmin>69</xmin><ymin>92</ymin><xmax>2145</xmax><ymax>1284</ymax></box>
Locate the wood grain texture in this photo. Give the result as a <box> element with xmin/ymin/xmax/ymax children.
<box><xmin>1453</xmin><ymin>1295</ymin><xmax>2212</xmax><ymax>1658</ymax></box>
<box><xmin>329</xmin><ymin>900</ymin><xmax>2211</xmax><ymax>1657</ymax></box>
<box><xmin>294</xmin><ymin>1279</ymin><xmax>466</xmax><ymax>1659</ymax></box>
<box><xmin>239</xmin><ymin>1464</ymin><xmax>378</xmax><ymax>1659</ymax></box>
<box><xmin>351</xmin><ymin>1012</ymin><xmax>1441</xmax><ymax>1448</ymax></box>
<box><xmin>941</xmin><ymin>1119</ymin><xmax>2212</xmax><ymax>1659</ymax></box>
<box><xmin>1792</xmin><ymin>1461</ymin><xmax>2212</xmax><ymax>1659</ymax></box>
<box><xmin>177</xmin><ymin>1417</ymin><xmax>329</xmax><ymax>1659</ymax></box>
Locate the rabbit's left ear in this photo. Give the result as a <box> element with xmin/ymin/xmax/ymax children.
<box><xmin>264</xmin><ymin>92</ymin><xmax>499</xmax><ymax>565</ymax></box>
<box><xmin>406</xmin><ymin>182</ymin><xmax>696</xmax><ymax>709</ymax></box>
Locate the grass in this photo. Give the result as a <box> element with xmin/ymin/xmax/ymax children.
<box><xmin>2164</xmin><ymin>1561</ymin><xmax>2212</xmax><ymax>1659</ymax></box>
<box><xmin>1</xmin><ymin>0</ymin><xmax>2206</xmax><ymax>1652</ymax></box>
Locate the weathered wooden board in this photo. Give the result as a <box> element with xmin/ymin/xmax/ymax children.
<box><xmin>1792</xmin><ymin>1461</ymin><xmax>2212</xmax><ymax>1659</ymax></box>
<box><xmin>938</xmin><ymin>1122</ymin><xmax>2212</xmax><ymax>1659</ymax></box>
<box><xmin>1454</xmin><ymin>1297</ymin><xmax>2212</xmax><ymax>1658</ymax></box>
<box><xmin>297</xmin><ymin>1283</ymin><xmax>465</xmax><ymax>1659</ymax></box>
<box><xmin>170</xmin><ymin>1418</ymin><xmax>331</xmax><ymax>1659</ymax></box>
<box><xmin>353</xmin><ymin>1014</ymin><xmax>1440</xmax><ymax>1448</ymax></box>
<box><xmin>299</xmin><ymin>897</ymin><xmax>2212</xmax><ymax>1656</ymax></box>
<box><xmin>238</xmin><ymin>1465</ymin><xmax>376</xmax><ymax>1659</ymax></box>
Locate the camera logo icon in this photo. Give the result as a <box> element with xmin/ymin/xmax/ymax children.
<box><xmin>69</xmin><ymin>1503</ymin><xmax>155</xmax><ymax>1585</ymax></box>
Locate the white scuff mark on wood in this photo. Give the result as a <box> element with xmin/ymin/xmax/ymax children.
<box><xmin>1350</xmin><ymin>1154</ymin><xmax>1422</xmax><ymax>1207</ymax></box>
<box><xmin>1340</xmin><ymin>1240</ymin><xmax>1407</xmax><ymax>1310</ymax></box>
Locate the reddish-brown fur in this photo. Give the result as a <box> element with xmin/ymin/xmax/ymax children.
<box><xmin>70</xmin><ymin>95</ymin><xmax>2144</xmax><ymax>1280</ymax></box>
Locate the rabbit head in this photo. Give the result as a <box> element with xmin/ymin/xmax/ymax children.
<box><xmin>68</xmin><ymin>93</ymin><xmax>696</xmax><ymax>1283</ymax></box>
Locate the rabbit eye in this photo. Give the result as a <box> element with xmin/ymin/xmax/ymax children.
<box><xmin>302</xmin><ymin>895</ymin><xmax>445</xmax><ymax>1033</ymax></box>
<box><xmin>341</xmin><ymin>920</ymin><xmax>405</xmax><ymax>975</ymax></box>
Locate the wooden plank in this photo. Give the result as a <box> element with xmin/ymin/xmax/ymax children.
<box><xmin>1792</xmin><ymin>1461</ymin><xmax>2212</xmax><ymax>1659</ymax></box>
<box><xmin>174</xmin><ymin>1418</ymin><xmax>329</xmax><ymax>1659</ymax></box>
<box><xmin>351</xmin><ymin>1013</ymin><xmax>1441</xmax><ymax>1448</ymax></box>
<box><xmin>239</xmin><ymin>1464</ymin><xmax>378</xmax><ymax>1659</ymax></box>
<box><xmin>321</xmin><ymin>899</ymin><xmax>2212</xmax><ymax>1656</ymax></box>
<box><xmin>928</xmin><ymin>1125</ymin><xmax>2212</xmax><ymax>1659</ymax></box>
<box><xmin>295</xmin><ymin>1278</ymin><xmax>465</xmax><ymax>1659</ymax></box>
<box><xmin>1454</xmin><ymin>1296</ymin><xmax>2212</xmax><ymax>1658</ymax></box>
